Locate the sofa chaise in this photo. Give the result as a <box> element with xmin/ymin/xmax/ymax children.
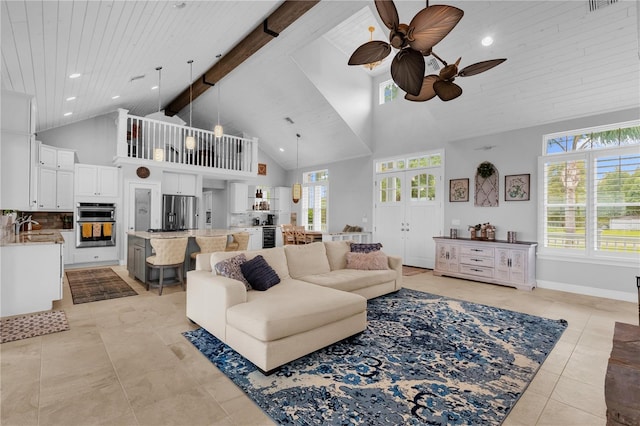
<box><xmin>186</xmin><ymin>240</ymin><xmax>402</xmax><ymax>373</ymax></box>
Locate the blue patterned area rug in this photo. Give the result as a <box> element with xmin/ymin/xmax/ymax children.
<box><xmin>183</xmin><ymin>289</ymin><xmax>567</xmax><ymax>425</ymax></box>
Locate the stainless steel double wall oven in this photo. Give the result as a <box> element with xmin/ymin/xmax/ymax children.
<box><xmin>76</xmin><ymin>202</ymin><xmax>116</xmax><ymax>248</ymax></box>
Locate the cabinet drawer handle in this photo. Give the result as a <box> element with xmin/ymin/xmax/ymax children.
<box><xmin>470</xmin><ymin>268</ymin><xmax>483</xmax><ymax>272</ymax></box>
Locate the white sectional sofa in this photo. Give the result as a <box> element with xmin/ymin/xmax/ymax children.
<box><xmin>186</xmin><ymin>241</ymin><xmax>402</xmax><ymax>373</ymax></box>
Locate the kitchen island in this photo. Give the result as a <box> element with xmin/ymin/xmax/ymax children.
<box><xmin>0</xmin><ymin>230</ymin><xmax>65</xmax><ymax>317</ymax></box>
<box><xmin>126</xmin><ymin>229</ymin><xmax>234</xmax><ymax>284</ymax></box>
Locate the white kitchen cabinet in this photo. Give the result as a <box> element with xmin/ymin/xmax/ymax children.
<box><xmin>248</xmin><ymin>227</ymin><xmax>263</xmax><ymax>250</ymax></box>
<box><xmin>73</xmin><ymin>246</ymin><xmax>118</xmax><ymax>264</ymax></box>
<box><xmin>75</xmin><ymin>164</ymin><xmax>118</xmax><ymax>197</ymax></box>
<box><xmin>39</xmin><ymin>144</ymin><xmax>57</xmax><ymax>168</ymax></box>
<box><xmin>1</xmin><ymin>242</ymin><xmax>63</xmax><ymax>317</ymax></box>
<box><xmin>433</xmin><ymin>237</ymin><xmax>537</xmax><ymax>290</ymax></box>
<box><xmin>229</xmin><ymin>182</ymin><xmax>248</xmax><ymax>214</ymax></box>
<box><xmin>37</xmin><ymin>168</ymin><xmax>74</xmax><ymax>210</ymax></box>
<box><xmin>60</xmin><ymin>230</ymin><xmax>75</xmax><ymax>265</ymax></box>
<box><xmin>274</xmin><ymin>186</ymin><xmax>291</xmax><ymax>214</ymax></box>
<box><xmin>163</xmin><ymin>172</ymin><xmax>196</xmax><ymax>196</ymax></box>
<box><xmin>0</xmin><ymin>133</ymin><xmax>36</xmax><ymax>211</ymax></box>
<box><xmin>38</xmin><ymin>144</ymin><xmax>75</xmax><ymax>170</ymax></box>
<box><xmin>1</xmin><ymin>90</ymin><xmax>35</xmax><ymax>135</ymax></box>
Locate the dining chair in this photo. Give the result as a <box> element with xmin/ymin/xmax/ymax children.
<box><xmin>146</xmin><ymin>237</ymin><xmax>188</xmax><ymax>295</ymax></box>
<box><xmin>294</xmin><ymin>226</ymin><xmax>314</xmax><ymax>245</ymax></box>
<box><xmin>281</xmin><ymin>224</ymin><xmax>296</xmax><ymax>245</ymax></box>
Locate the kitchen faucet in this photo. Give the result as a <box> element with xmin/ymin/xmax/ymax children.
<box><xmin>14</xmin><ymin>215</ymin><xmax>39</xmax><ymax>234</ymax></box>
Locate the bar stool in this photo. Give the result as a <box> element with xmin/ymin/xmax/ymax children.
<box><xmin>225</xmin><ymin>232</ymin><xmax>250</xmax><ymax>251</ymax></box>
<box><xmin>146</xmin><ymin>237</ymin><xmax>188</xmax><ymax>295</ymax></box>
<box><xmin>190</xmin><ymin>235</ymin><xmax>227</xmax><ymax>268</ymax></box>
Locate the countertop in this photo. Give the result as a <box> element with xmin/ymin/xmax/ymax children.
<box><xmin>0</xmin><ymin>230</ymin><xmax>65</xmax><ymax>247</ymax></box>
<box><xmin>432</xmin><ymin>236</ymin><xmax>537</xmax><ymax>245</ymax></box>
<box><xmin>127</xmin><ymin>229</ymin><xmax>234</xmax><ymax>239</ymax></box>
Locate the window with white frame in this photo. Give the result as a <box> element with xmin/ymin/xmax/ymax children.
<box><xmin>539</xmin><ymin>121</ymin><xmax>640</xmax><ymax>260</ymax></box>
<box><xmin>379</xmin><ymin>79</ymin><xmax>399</xmax><ymax>105</ymax></box>
<box><xmin>302</xmin><ymin>169</ymin><xmax>328</xmax><ymax>232</ymax></box>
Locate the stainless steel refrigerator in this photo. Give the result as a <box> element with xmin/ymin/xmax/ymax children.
<box><xmin>162</xmin><ymin>194</ymin><xmax>198</xmax><ymax>231</ymax></box>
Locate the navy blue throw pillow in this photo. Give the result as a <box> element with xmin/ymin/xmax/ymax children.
<box><xmin>240</xmin><ymin>255</ymin><xmax>280</xmax><ymax>291</ymax></box>
<box><xmin>350</xmin><ymin>242</ymin><xmax>383</xmax><ymax>253</ymax></box>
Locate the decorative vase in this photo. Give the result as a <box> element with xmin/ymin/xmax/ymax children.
<box><xmin>487</xmin><ymin>229</ymin><xmax>495</xmax><ymax>240</ymax></box>
<box><xmin>470</xmin><ymin>229</ymin><xmax>477</xmax><ymax>239</ymax></box>
<box><xmin>481</xmin><ymin>228</ymin><xmax>487</xmax><ymax>240</ymax></box>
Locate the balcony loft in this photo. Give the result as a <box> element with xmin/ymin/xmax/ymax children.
<box><xmin>113</xmin><ymin>109</ymin><xmax>258</xmax><ymax>178</ymax></box>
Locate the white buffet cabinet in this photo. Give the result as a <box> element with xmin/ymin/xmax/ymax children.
<box><xmin>433</xmin><ymin>237</ymin><xmax>537</xmax><ymax>290</ymax></box>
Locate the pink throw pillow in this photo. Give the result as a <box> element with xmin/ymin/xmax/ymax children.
<box><xmin>345</xmin><ymin>251</ymin><xmax>388</xmax><ymax>270</ymax></box>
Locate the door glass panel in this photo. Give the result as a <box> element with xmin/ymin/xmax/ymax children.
<box><xmin>379</xmin><ymin>176</ymin><xmax>402</xmax><ymax>203</ymax></box>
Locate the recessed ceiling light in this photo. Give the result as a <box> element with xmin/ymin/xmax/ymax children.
<box><xmin>151</xmin><ymin>85</ymin><xmax>158</xmax><ymax>90</ymax></box>
<box><xmin>111</xmin><ymin>95</ymin><xmax>120</xmax><ymax>99</ymax></box>
<box><xmin>279</xmin><ymin>148</ymin><xmax>285</xmax><ymax>152</ymax></box>
<box><xmin>481</xmin><ymin>36</ymin><xmax>494</xmax><ymax>47</ymax></box>
<box><xmin>69</xmin><ymin>73</ymin><xmax>81</xmax><ymax>79</ymax></box>
<box><xmin>66</xmin><ymin>96</ymin><xmax>76</xmax><ymax>101</ymax></box>
<box><xmin>63</xmin><ymin>112</ymin><xmax>73</xmax><ymax>116</ymax></box>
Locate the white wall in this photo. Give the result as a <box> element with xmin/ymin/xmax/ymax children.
<box><xmin>38</xmin><ymin>111</ymin><xmax>118</xmax><ymax>166</ymax></box>
<box><xmin>441</xmin><ymin>108</ymin><xmax>640</xmax><ymax>301</ymax></box>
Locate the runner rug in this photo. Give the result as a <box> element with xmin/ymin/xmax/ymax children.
<box><xmin>66</xmin><ymin>268</ymin><xmax>138</xmax><ymax>304</ymax></box>
<box><xmin>184</xmin><ymin>289</ymin><xmax>567</xmax><ymax>425</ymax></box>
<box><xmin>1</xmin><ymin>310</ymin><xmax>69</xmax><ymax>343</ymax></box>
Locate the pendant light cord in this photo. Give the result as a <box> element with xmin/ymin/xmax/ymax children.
<box><xmin>155</xmin><ymin>66</ymin><xmax>162</xmax><ymax>112</ymax></box>
<box><xmin>217</xmin><ymin>82</ymin><xmax>221</xmax><ymax>127</ymax></box>
<box><xmin>188</xmin><ymin>60</ymin><xmax>193</xmax><ymax>133</ymax></box>
<box><xmin>296</xmin><ymin>133</ymin><xmax>300</xmax><ymax>170</ymax></box>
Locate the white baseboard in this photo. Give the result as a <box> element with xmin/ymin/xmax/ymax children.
<box><xmin>536</xmin><ymin>280</ymin><xmax>638</xmax><ymax>303</ymax></box>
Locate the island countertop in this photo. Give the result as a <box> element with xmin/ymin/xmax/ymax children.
<box><xmin>0</xmin><ymin>230</ymin><xmax>65</xmax><ymax>247</ymax></box>
<box><xmin>127</xmin><ymin>229</ymin><xmax>234</xmax><ymax>240</ymax></box>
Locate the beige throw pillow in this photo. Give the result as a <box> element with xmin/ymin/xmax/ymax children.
<box><xmin>345</xmin><ymin>251</ymin><xmax>389</xmax><ymax>270</ymax></box>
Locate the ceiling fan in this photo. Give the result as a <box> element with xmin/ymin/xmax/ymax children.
<box><xmin>348</xmin><ymin>0</ymin><xmax>506</xmax><ymax>102</ymax></box>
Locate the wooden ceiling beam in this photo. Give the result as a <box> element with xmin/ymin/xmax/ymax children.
<box><xmin>165</xmin><ymin>0</ymin><xmax>319</xmax><ymax>116</ymax></box>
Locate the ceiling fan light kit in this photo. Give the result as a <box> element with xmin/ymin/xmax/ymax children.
<box><xmin>349</xmin><ymin>0</ymin><xmax>506</xmax><ymax>102</ymax></box>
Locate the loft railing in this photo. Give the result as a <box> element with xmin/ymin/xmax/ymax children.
<box><xmin>115</xmin><ymin>109</ymin><xmax>258</xmax><ymax>174</ymax></box>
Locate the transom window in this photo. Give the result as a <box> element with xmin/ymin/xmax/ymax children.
<box><xmin>379</xmin><ymin>79</ymin><xmax>399</xmax><ymax>105</ymax></box>
<box><xmin>539</xmin><ymin>121</ymin><xmax>640</xmax><ymax>260</ymax></box>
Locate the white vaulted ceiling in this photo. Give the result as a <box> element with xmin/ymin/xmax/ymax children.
<box><xmin>2</xmin><ymin>1</ymin><xmax>639</xmax><ymax>170</ymax></box>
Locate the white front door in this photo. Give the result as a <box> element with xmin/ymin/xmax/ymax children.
<box><xmin>374</xmin><ymin>172</ymin><xmax>405</xmax><ymax>258</ymax></box>
<box><xmin>374</xmin><ymin>164</ymin><xmax>443</xmax><ymax>268</ymax></box>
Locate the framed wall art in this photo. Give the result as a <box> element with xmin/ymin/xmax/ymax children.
<box><xmin>449</xmin><ymin>178</ymin><xmax>469</xmax><ymax>202</ymax></box>
<box><xmin>258</xmin><ymin>163</ymin><xmax>267</xmax><ymax>176</ymax></box>
<box><xmin>505</xmin><ymin>174</ymin><xmax>530</xmax><ymax>201</ymax></box>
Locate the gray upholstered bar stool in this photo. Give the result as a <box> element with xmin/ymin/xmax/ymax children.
<box><xmin>146</xmin><ymin>237</ymin><xmax>188</xmax><ymax>295</ymax></box>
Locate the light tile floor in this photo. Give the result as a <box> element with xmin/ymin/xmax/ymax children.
<box><xmin>1</xmin><ymin>266</ymin><xmax>637</xmax><ymax>425</ymax></box>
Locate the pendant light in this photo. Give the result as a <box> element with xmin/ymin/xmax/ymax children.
<box><xmin>153</xmin><ymin>66</ymin><xmax>164</xmax><ymax>161</ymax></box>
<box><xmin>292</xmin><ymin>133</ymin><xmax>301</xmax><ymax>204</ymax></box>
<box><xmin>185</xmin><ymin>59</ymin><xmax>196</xmax><ymax>150</ymax></box>
<box><xmin>213</xmin><ymin>81</ymin><xmax>223</xmax><ymax>138</ymax></box>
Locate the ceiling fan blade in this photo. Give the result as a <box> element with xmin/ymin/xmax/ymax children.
<box><xmin>408</xmin><ymin>5</ymin><xmax>464</xmax><ymax>53</ymax></box>
<box><xmin>375</xmin><ymin>0</ymin><xmax>400</xmax><ymax>30</ymax></box>
<box><xmin>433</xmin><ymin>80</ymin><xmax>463</xmax><ymax>101</ymax></box>
<box><xmin>348</xmin><ymin>41</ymin><xmax>392</xmax><ymax>66</ymax></box>
<box><xmin>405</xmin><ymin>75</ymin><xmax>439</xmax><ymax>102</ymax></box>
<box><xmin>458</xmin><ymin>58</ymin><xmax>507</xmax><ymax>77</ymax></box>
<box><xmin>391</xmin><ymin>48</ymin><xmax>425</xmax><ymax>96</ymax></box>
